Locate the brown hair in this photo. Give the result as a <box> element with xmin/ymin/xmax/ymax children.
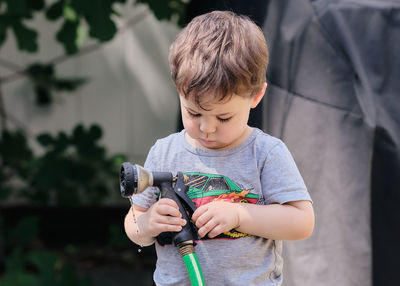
<box><xmin>169</xmin><ymin>10</ymin><xmax>269</xmax><ymax>106</ymax></box>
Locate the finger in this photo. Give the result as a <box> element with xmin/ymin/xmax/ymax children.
<box><xmin>192</xmin><ymin>204</ymin><xmax>209</xmax><ymax>221</ymax></box>
<box><xmin>155</xmin><ymin>203</ymin><xmax>182</xmax><ymax>217</ymax></box>
<box><xmin>207</xmin><ymin>224</ymin><xmax>225</xmax><ymax>238</ymax></box>
<box><xmin>158</xmin><ymin>198</ymin><xmax>180</xmax><ymax>209</ymax></box>
<box><xmin>152</xmin><ymin>222</ymin><xmax>183</xmax><ymax>234</ymax></box>
<box><xmin>194</xmin><ymin>210</ymin><xmax>213</xmax><ymax>229</ymax></box>
<box><xmin>198</xmin><ymin>218</ymin><xmax>218</xmax><ymax>238</ymax></box>
<box><xmin>156</xmin><ymin>215</ymin><xmax>187</xmax><ymax>226</ymax></box>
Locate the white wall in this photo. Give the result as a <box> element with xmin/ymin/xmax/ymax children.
<box><xmin>0</xmin><ymin>3</ymin><xmax>181</xmax><ymax>165</ymax></box>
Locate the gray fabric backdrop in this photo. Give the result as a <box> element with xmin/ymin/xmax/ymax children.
<box><xmin>262</xmin><ymin>1</ymin><xmax>400</xmax><ymax>285</ymax></box>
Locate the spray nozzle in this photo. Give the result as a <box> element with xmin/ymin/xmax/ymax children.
<box><xmin>119</xmin><ymin>162</ymin><xmax>174</xmax><ymax>198</ymax></box>
<box><xmin>119</xmin><ymin>163</ymin><xmax>155</xmax><ymax>197</ymax></box>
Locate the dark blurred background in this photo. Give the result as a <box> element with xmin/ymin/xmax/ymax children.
<box><xmin>1</xmin><ymin>0</ymin><xmax>399</xmax><ymax>286</ymax></box>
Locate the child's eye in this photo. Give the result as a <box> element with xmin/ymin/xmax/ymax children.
<box><xmin>188</xmin><ymin>111</ymin><xmax>201</xmax><ymax>118</ymax></box>
<box><xmin>217</xmin><ymin>117</ymin><xmax>231</xmax><ymax>123</ymax></box>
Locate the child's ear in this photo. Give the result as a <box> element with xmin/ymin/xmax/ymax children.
<box><xmin>251</xmin><ymin>82</ymin><xmax>267</xmax><ymax>108</ymax></box>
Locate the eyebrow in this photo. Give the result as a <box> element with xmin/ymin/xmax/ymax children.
<box><xmin>186</xmin><ymin>106</ymin><xmax>232</xmax><ymax>117</ymax></box>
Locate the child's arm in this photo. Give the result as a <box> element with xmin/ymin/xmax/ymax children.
<box><xmin>124</xmin><ymin>198</ymin><xmax>187</xmax><ymax>246</ymax></box>
<box><xmin>192</xmin><ymin>200</ymin><xmax>314</xmax><ymax>240</ymax></box>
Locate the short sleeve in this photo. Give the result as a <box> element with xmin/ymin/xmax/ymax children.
<box><xmin>261</xmin><ymin>141</ymin><xmax>312</xmax><ymax>204</ymax></box>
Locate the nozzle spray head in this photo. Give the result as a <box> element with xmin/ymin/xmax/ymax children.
<box><xmin>119</xmin><ymin>163</ymin><xmax>153</xmax><ymax>198</ymax></box>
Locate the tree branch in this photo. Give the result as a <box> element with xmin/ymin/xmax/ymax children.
<box><xmin>0</xmin><ymin>58</ymin><xmax>24</xmax><ymax>72</ymax></box>
<box><xmin>0</xmin><ymin>7</ymin><xmax>150</xmax><ymax>135</ymax></box>
<box><xmin>0</xmin><ymin>8</ymin><xmax>150</xmax><ymax>84</ymax></box>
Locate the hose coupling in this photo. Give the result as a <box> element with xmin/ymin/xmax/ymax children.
<box><xmin>178</xmin><ymin>241</ymin><xmax>194</xmax><ymax>256</ymax></box>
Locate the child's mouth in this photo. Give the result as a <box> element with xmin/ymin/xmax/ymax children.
<box><xmin>200</xmin><ymin>138</ymin><xmax>216</xmax><ymax>145</ymax></box>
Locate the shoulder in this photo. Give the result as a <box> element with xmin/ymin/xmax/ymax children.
<box><xmin>147</xmin><ymin>132</ymin><xmax>184</xmax><ymax>164</ymax></box>
<box><xmin>252</xmin><ymin>128</ymin><xmax>286</xmax><ymax>156</ymax></box>
<box><xmin>150</xmin><ymin>131</ymin><xmax>183</xmax><ymax>153</ymax></box>
<box><xmin>145</xmin><ymin>131</ymin><xmax>184</xmax><ymax>170</ymax></box>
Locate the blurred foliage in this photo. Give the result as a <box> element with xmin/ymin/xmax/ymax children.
<box><xmin>27</xmin><ymin>63</ymin><xmax>88</xmax><ymax>105</ymax></box>
<box><xmin>108</xmin><ymin>224</ymin><xmax>131</xmax><ymax>249</ymax></box>
<box><xmin>0</xmin><ymin>216</ymin><xmax>94</xmax><ymax>286</ymax></box>
<box><xmin>0</xmin><ymin>1</ymin><xmax>180</xmax><ymax>283</ymax></box>
<box><xmin>0</xmin><ymin>124</ymin><xmax>127</xmax><ymax>207</ymax></box>
<box><xmin>0</xmin><ymin>0</ymin><xmax>189</xmax><ymax>54</ymax></box>
<box><xmin>136</xmin><ymin>0</ymin><xmax>189</xmax><ymax>27</ymax></box>
<box><xmin>0</xmin><ymin>0</ymin><xmax>190</xmax><ymax>106</ymax></box>
<box><xmin>45</xmin><ymin>0</ymin><xmax>127</xmax><ymax>54</ymax></box>
<box><xmin>0</xmin><ymin>0</ymin><xmax>45</xmax><ymax>52</ymax></box>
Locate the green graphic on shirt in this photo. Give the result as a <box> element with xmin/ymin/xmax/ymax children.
<box><xmin>183</xmin><ymin>173</ymin><xmax>259</xmax><ymax>240</ymax></box>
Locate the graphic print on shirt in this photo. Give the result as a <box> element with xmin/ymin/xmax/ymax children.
<box><xmin>183</xmin><ymin>172</ymin><xmax>259</xmax><ymax>240</ymax></box>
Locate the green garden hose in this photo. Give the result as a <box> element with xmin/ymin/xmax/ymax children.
<box><xmin>179</xmin><ymin>242</ymin><xmax>205</xmax><ymax>286</ymax></box>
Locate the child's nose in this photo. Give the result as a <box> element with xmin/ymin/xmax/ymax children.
<box><xmin>200</xmin><ymin>118</ymin><xmax>216</xmax><ymax>134</ymax></box>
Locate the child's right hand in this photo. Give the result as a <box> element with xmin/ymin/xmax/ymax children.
<box><xmin>138</xmin><ymin>198</ymin><xmax>187</xmax><ymax>238</ymax></box>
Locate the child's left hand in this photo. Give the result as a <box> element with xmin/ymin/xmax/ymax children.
<box><xmin>192</xmin><ymin>201</ymin><xmax>241</xmax><ymax>238</ymax></box>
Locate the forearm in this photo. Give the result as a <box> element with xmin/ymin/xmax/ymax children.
<box><xmin>124</xmin><ymin>206</ymin><xmax>156</xmax><ymax>247</ymax></box>
<box><xmin>236</xmin><ymin>200</ymin><xmax>314</xmax><ymax>240</ymax></box>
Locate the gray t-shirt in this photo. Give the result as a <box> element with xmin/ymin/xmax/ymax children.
<box><xmin>132</xmin><ymin>128</ymin><xmax>311</xmax><ymax>286</ymax></box>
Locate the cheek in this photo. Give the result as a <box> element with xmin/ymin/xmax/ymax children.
<box><xmin>217</xmin><ymin>123</ymin><xmax>236</xmax><ymax>138</ymax></box>
<box><xmin>220</xmin><ymin>118</ymin><xmax>247</xmax><ymax>138</ymax></box>
<box><xmin>182</xmin><ymin>114</ymin><xmax>197</xmax><ymax>131</ymax></box>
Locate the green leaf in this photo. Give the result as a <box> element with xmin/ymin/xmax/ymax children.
<box><xmin>27</xmin><ymin>63</ymin><xmax>88</xmax><ymax>104</ymax></box>
<box><xmin>28</xmin><ymin>63</ymin><xmax>55</xmax><ymax>79</ymax></box>
<box><xmin>0</xmin><ymin>130</ymin><xmax>33</xmax><ymax>166</ymax></box>
<box><xmin>27</xmin><ymin>0</ymin><xmax>45</xmax><ymax>11</ymax></box>
<box><xmin>1</xmin><ymin>122</ymin><xmax>126</xmax><ymax>207</ymax></box>
<box><xmin>27</xmin><ymin>63</ymin><xmax>54</xmax><ymax>105</ymax></box>
<box><xmin>0</xmin><ymin>21</ymin><xmax>7</xmax><ymax>47</ymax></box>
<box><xmin>53</xmin><ymin>77</ymin><xmax>88</xmax><ymax>91</ymax></box>
<box><xmin>5</xmin><ymin>0</ymin><xmax>31</xmax><ymax>18</ymax></box>
<box><xmin>63</xmin><ymin>5</ymin><xmax>78</xmax><ymax>21</ymax></box>
<box><xmin>56</xmin><ymin>19</ymin><xmax>79</xmax><ymax>54</ymax></box>
<box><xmin>89</xmin><ymin>125</ymin><xmax>102</xmax><ymax>141</ymax></box>
<box><xmin>137</xmin><ymin>0</ymin><xmax>171</xmax><ymax>21</ymax></box>
<box><xmin>72</xmin><ymin>124</ymin><xmax>84</xmax><ymax>141</ymax></box>
<box><xmin>54</xmin><ymin>131</ymin><xmax>69</xmax><ymax>152</ymax></box>
<box><xmin>46</xmin><ymin>0</ymin><xmax>64</xmax><ymax>21</ymax></box>
<box><xmin>26</xmin><ymin>250</ymin><xmax>57</xmax><ymax>283</ymax></box>
<box><xmin>75</xmin><ymin>24</ymin><xmax>86</xmax><ymax>47</ymax></box>
<box><xmin>76</xmin><ymin>0</ymin><xmax>117</xmax><ymax>42</ymax></box>
<box><xmin>69</xmin><ymin>0</ymin><xmax>91</xmax><ymax>14</ymax></box>
<box><xmin>11</xmin><ymin>21</ymin><xmax>38</xmax><ymax>52</ymax></box>
<box><xmin>37</xmin><ymin>133</ymin><xmax>54</xmax><ymax>147</ymax></box>
<box><xmin>137</xmin><ymin>0</ymin><xmax>188</xmax><ymax>26</ymax></box>
<box><xmin>34</xmin><ymin>85</ymin><xmax>52</xmax><ymax>105</ymax></box>
<box><xmin>88</xmin><ymin>17</ymin><xmax>116</xmax><ymax>42</ymax></box>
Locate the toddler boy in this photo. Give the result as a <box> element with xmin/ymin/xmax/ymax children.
<box><xmin>124</xmin><ymin>10</ymin><xmax>314</xmax><ymax>285</ymax></box>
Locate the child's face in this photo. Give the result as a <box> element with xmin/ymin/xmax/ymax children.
<box><xmin>179</xmin><ymin>90</ymin><xmax>264</xmax><ymax>150</ymax></box>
